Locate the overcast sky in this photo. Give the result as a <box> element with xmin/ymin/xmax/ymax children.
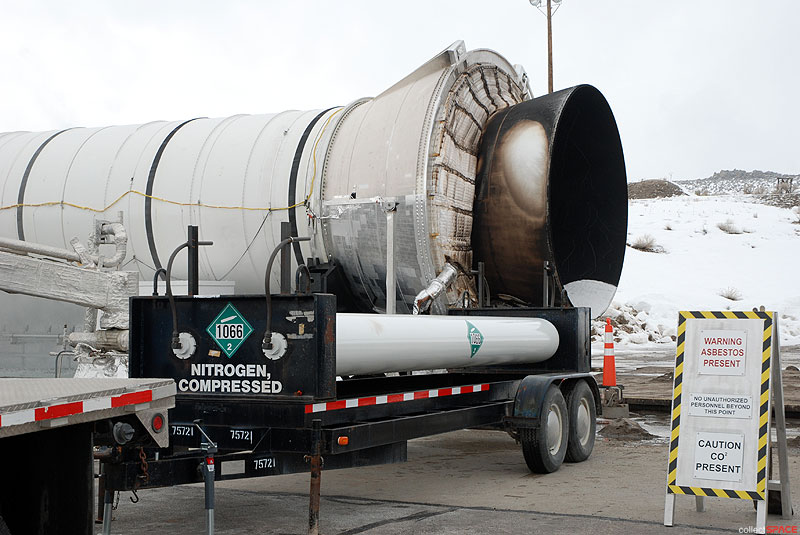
<box><xmin>0</xmin><ymin>1</ymin><xmax>797</xmax><ymax>181</ymax></box>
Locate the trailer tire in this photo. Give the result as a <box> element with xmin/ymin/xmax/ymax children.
<box><xmin>521</xmin><ymin>385</ymin><xmax>568</xmax><ymax>473</ymax></box>
<box><xmin>565</xmin><ymin>380</ymin><xmax>596</xmax><ymax>462</ymax></box>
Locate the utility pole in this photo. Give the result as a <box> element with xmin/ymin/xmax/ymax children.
<box><xmin>546</xmin><ymin>0</ymin><xmax>553</xmax><ymax>93</ymax></box>
<box><xmin>530</xmin><ymin>0</ymin><xmax>562</xmax><ymax>94</ymax></box>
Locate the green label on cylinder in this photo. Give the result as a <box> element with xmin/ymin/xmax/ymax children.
<box><xmin>466</xmin><ymin>321</ymin><xmax>484</xmax><ymax>358</ymax></box>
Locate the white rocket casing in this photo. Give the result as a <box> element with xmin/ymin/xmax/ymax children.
<box><xmin>0</xmin><ymin>41</ymin><xmax>627</xmax><ymax>324</ymax></box>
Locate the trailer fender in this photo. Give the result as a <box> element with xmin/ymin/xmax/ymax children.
<box><xmin>511</xmin><ymin>373</ymin><xmax>599</xmax><ymax>425</ymax></box>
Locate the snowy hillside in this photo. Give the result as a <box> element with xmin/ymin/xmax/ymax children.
<box><xmin>593</xmin><ymin>194</ymin><xmax>800</xmax><ymax>348</ymax></box>
<box><xmin>675</xmin><ymin>169</ymin><xmax>797</xmax><ymax>196</ymax></box>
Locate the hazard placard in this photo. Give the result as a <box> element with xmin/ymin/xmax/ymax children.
<box><xmin>206</xmin><ymin>303</ymin><xmax>253</xmax><ymax>358</ymax></box>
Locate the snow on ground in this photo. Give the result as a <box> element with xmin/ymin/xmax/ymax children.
<box><xmin>592</xmin><ymin>194</ymin><xmax>800</xmax><ymax>349</ymax></box>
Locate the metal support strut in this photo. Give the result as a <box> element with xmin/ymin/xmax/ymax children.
<box><xmin>280</xmin><ymin>222</ymin><xmax>293</xmax><ymax>294</ymax></box>
<box><xmin>194</xmin><ymin>420</ymin><xmax>218</xmax><ymax>535</ymax></box>
<box><xmin>101</xmin><ymin>489</ymin><xmax>113</xmax><ymax>535</ymax></box>
<box><xmin>383</xmin><ymin>201</ymin><xmax>398</xmax><ymax>314</ymax></box>
<box><xmin>470</xmin><ymin>261</ymin><xmax>487</xmax><ymax>307</ymax></box>
<box><xmin>308</xmin><ymin>419</ymin><xmax>323</xmax><ymax>535</ymax></box>
<box><xmin>188</xmin><ymin>225</ymin><xmax>200</xmax><ymax>296</ymax></box>
<box><xmin>96</xmin><ymin>464</ymin><xmax>106</xmax><ymax>525</ymax></box>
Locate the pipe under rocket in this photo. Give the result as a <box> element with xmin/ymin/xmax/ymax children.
<box><xmin>336</xmin><ymin>314</ymin><xmax>558</xmax><ymax>376</ymax></box>
<box><xmin>0</xmin><ymin>41</ymin><xmax>627</xmax><ymax>319</ymax></box>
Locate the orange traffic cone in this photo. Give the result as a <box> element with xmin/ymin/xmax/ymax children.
<box><xmin>602</xmin><ymin>317</ymin><xmax>617</xmax><ymax>387</ymax></box>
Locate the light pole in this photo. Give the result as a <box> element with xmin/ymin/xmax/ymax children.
<box><xmin>529</xmin><ymin>0</ymin><xmax>562</xmax><ymax>94</ymax></box>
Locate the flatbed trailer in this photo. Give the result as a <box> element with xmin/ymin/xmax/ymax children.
<box><xmin>0</xmin><ymin>377</ymin><xmax>175</xmax><ymax>535</ymax></box>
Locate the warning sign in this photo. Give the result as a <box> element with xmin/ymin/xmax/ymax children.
<box><xmin>687</xmin><ymin>393</ymin><xmax>753</xmax><ymax>419</ymax></box>
<box><xmin>206</xmin><ymin>303</ymin><xmax>253</xmax><ymax>358</ymax></box>
<box><xmin>666</xmin><ymin>310</ymin><xmax>773</xmax><ymax>502</ymax></box>
<box><xmin>698</xmin><ymin>329</ymin><xmax>747</xmax><ymax>376</ymax></box>
<box><xmin>693</xmin><ymin>431</ymin><xmax>745</xmax><ymax>482</ymax></box>
<box><xmin>665</xmin><ymin>311</ymin><xmax>791</xmax><ymax>532</ymax></box>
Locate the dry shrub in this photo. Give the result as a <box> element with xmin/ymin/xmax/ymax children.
<box><xmin>629</xmin><ymin>234</ymin><xmax>666</xmax><ymax>253</ymax></box>
<box><xmin>717</xmin><ymin>219</ymin><xmax>742</xmax><ymax>234</ymax></box>
<box><xmin>719</xmin><ymin>287</ymin><xmax>743</xmax><ymax>301</ymax></box>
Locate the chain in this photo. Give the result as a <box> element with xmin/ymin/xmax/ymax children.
<box><xmin>112</xmin><ymin>490</ymin><xmax>120</xmax><ymax>511</ymax></box>
<box><xmin>137</xmin><ymin>447</ymin><xmax>150</xmax><ymax>485</ymax></box>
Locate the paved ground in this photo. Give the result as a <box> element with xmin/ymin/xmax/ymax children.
<box><xmin>99</xmin><ymin>427</ymin><xmax>800</xmax><ymax>534</ymax></box>
<box><xmin>94</xmin><ymin>346</ymin><xmax>800</xmax><ymax>533</ymax></box>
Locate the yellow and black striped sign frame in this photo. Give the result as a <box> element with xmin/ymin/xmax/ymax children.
<box><xmin>667</xmin><ymin>310</ymin><xmax>773</xmax><ymax>501</ymax></box>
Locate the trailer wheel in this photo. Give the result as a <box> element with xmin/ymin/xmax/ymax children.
<box><xmin>521</xmin><ymin>385</ymin><xmax>568</xmax><ymax>473</ymax></box>
<box><xmin>565</xmin><ymin>380</ymin><xmax>596</xmax><ymax>462</ymax></box>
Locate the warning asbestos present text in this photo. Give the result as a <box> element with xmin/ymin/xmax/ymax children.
<box><xmin>698</xmin><ymin>329</ymin><xmax>747</xmax><ymax>376</ymax></box>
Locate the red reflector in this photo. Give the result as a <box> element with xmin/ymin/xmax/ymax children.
<box><xmin>35</xmin><ymin>401</ymin><xmax>83</xmax><ymax>421</ymax></box>
<box><xmin>112</xmin><ymin>390</ymin><xmax>152</xmax><ymax>408</ymax></box>
<box><xmin>151</xmin><ymin>414</ymin><xmax>165</xmax><ymax>433</ymax></box>
<box><xmin>337</xmin><ymin>436</ymin><xmax>349</xmax><ymax>446</ymax></box>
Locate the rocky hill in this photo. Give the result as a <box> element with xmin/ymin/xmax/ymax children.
<box><xmin>675</xmin><ymin>169</ymin><xmax>797</xmax><ymax>195</ymax></box>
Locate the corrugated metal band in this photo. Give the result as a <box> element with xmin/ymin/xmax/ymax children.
<box><xmin>428</xmin><ymin>65</ymin><xmax>523</xmax><ymax>301</ymax></box>
<box><xmin>666</xmin><ymin>310</ymin><xmax>772</xmax><ymax>501</ymax></box>
<box><xmin>287</xmin><ymin>108</ymin><xmax>335</xmax><ymax>264</ymax></box>
<box><xmin>16</xmin><ymin>129</ymin><xmax>71</xmax><ymax>241</ymax></box>
<box><xmin>144</xmin><ymin>118</ymin><xmax>202</xmax><ymax>270</ymax></box>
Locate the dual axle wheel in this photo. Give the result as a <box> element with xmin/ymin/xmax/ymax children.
<box><xmin>520</xmin><ymin>380</ymin><xmax>596</xmax><ymax>473</ymax></box>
